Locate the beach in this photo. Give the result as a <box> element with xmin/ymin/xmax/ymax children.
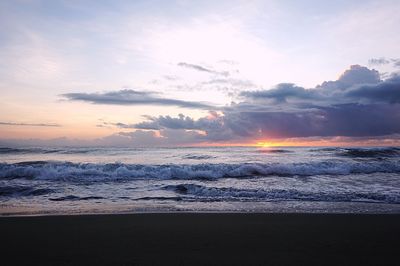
<box><xmin>1</xmin><ymin>146</ymin><xmax>400</xmax><ymax>265</ymax></box>
<box><xmin>1</xmin><ymin>213</ymin><xmax>399</xmax><ymax>265</ymax></box>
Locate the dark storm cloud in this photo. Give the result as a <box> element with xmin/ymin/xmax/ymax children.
<box><xmin>228</xmin><ymin>65</ymin><xmax>400</xmax><ymax>138</ymax></box>
<box><xmin>240</xmin><ymin>65</ymin><xmax>388</xmax><ymax>105</ymax></box>
<box><xmin>220</xmin><ymin>104</ymin><xmax>400</xmax><ymax>138</ymax></box>
<box><xmin>240</xmin><ymin>83</ymin><xmax>320</xmax><ymax>103</ymax></box>
<box><xmin>133</xmin><ymin>112</ymin><xmax>235</xmax><ymax>142</ymax></box>
<box><xmin>0</xmin><ymin>121</ymin><xmax>61</xmax><ymax>127</ymax></box>
<box><xmin>177</xmin><ymin>62</ymin><xmax>229</xmax><ymax>76</ymax></box>
<box><xmin>128</xmin><ymin>65</ymin><xmax>400</xmax><ymax>142</ymax></box>
<box><xmin>61</xmin><ymin>89</ymin><xmax>213</xmax><ymax>109</ymax></box>
<box><xmin>4</xmin><ymin>63</ymin><xmax>400</xmax><ymax>147</ymax></box>
<box><xmin>134</xmin><ymin>114</ymin><xmax>197</xmax><ymax>130</ymax></box>
<box><xmin>346</xmin><ymin>75</ymin><xmax>400</xmax><ymax>103</ymax></box>
<box><xmin>55</xmin><ymin>65</ymin><xmax>400</xmax><ymax>146</ymax></box>
<box><xmin>134</xmin><ymin>103</ymin><xmax>400</xmax><ymax>140</ymax></box>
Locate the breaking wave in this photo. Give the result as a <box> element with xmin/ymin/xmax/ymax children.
<box><xmin>1</xmin><ymin>160</ymin><xmax>400</xmax><ymax>182</ymax></box>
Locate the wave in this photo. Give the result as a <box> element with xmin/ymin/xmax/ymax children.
<box><xmin>49</xmin><ymin>195</ymin><xmax>104</xmax><ymax>201</ymax></box>
<box><xmin>337</xmin><ymin>147</ymin><xmax>400</xmax><ymax>158</ymax></box>
<box><xmin>0</xmin><ymin>147</ymin><xmax>45</xmax><ymax>154</ymax></box>
<box><xmin>310</xmin><ymin>147</ymin><xmax>339</xmax><ymax>152</ymax></box>
<box><xmin>311</xmin><ymin>147</ymin><xmax>400</xmax><ymax>157</ymax></box>
<box><xmin>182</xmin><ymin>154</ymin><xmax>216</xmax><ymax>160</ymax></box>
<box><xmin>134</xmin><ymin>196</ymin><xmax>183</xmax><ymax>201</ymax></box>
<box><xmin>0</xmin><ymin>185</ymin><xmax>54</xmax><ymax>197</ymax></box>
<box><xmin>163</xmin><ymin>184</ymin><xmax>400</xmax><ymax>204</ymax></box>
<box><xmin>0</xmin><ymin>147</ymin><xmax>101</xmax><ymax>155</ymax></box>
<box><xmin>1</xmin><ymin>160</ymin><xmax>400</xmax><ymax>182</ymax></box>
<box><xmin>256</xmin><ymin>149</ymin><xmax>293</xmax><ymax>153</ymax></box>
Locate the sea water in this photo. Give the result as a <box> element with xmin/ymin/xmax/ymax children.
<box><xmin>1</xmin><ymin>146</ymin><xmax>400</xmax><ymax>215</ymax></box>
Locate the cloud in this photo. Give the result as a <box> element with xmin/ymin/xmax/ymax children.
<box><xmin>369</xmin><ymin>57</ymin><xmax>391</xmax><ymax>65</ymax></box>
<box><xmin>131</xmin><ymin>104</ymin><xmax>400</xmax><ymax>141</ymax></box>
<box><xmin>128</xmin><ymin>65</ymin><xmax>400</xmax><ymax>142</ymax></box>
<box><xmin>201</xmin><ymin>77</ymin><xmax>256</xmax><ymax>93</ymax></box>
<box><xmin>61</xmin><ymin>89</ymin><xmax>213</xmax><ymax>109</ymax></box>
<box><xmin>97</xmin><ymin>121</ymin><xmax>137</xmax><ymax>129</ymax></box>
<box><xmin>204</xmin><ymin>78</ymin><xmax>254</xmax><ymax>87</ymax></box>
<box><xmin>233</xmin><ymin>66</ymin><xmax>400</xmax><ymax>138</ymax></box>
<box><xmin>0</xmin><ymin>121</ymin><xmax>61</xmax><ymax>127</ymax></box>
<box><xmin>393</xmin><ymin>59</ymin><xmax>400</xmax><ymax>68</ymax></box>
<box><xmin>170</xmin><ymin>77</ymin><xmax>256</xmax><ymax>97</ymax></box>
<box><xmin>317</xmin><ymin>65</ymin><xmax>381</xmax><ymax>91</ymax></box>
<box><xmin>240</xmin><ymin>65</ymin><xmax>386</xmax><ymax>106</ymax></box>
<box><xmin>346</xmin><ymin>75</ymin><xmax>400</xmax><ymax>103</ymax></box>
<box><xmin>222</xmin><ymin>104</ymin><xmax>400</xmax><ymax>138</ymax></box>
<box><xmin>240</xmin><ymin>83</ymin><xmax>320</xmax><ymax>103</ymax></box>
<box><xmin>133</xmin><ymin>112</ymin><xmax>234</xmax><ymax>142</ymax></box>
<box><xmin>119</xmin><ymin>129</ymin><xmax>208</xmax><ymax>146</ymax></box>
<box><xmin>177</xmin><ymin>62</ymin><xmax>229</xmax><ymax>76</ymax></box>
<box><xmin>134</xmin><ymin>114</ymin><xmax>197</xmax><ymax>130</ymax></box>
<box><xmin>0</xmin><ymin>129</ymin><xmax>206</xmax><ymax>147</ymax></box>
<box><xmin>6</xmin><ymin>64</ymin><xmax>399</xmax><ymax>147</ymax></box>
<box><xmin>3</xmin><ymin>132</ymin><xmax>399</xmax><ymax>147</ymax></box>
<box><xmin>369</xmin><ymin>57</ymin><xmax>400</xmax><ymax>68</ymax></box>
<box><xmin>72</xmin><ymin>65</ymin><xmax>400</xmax><ymax>146</ymax></box>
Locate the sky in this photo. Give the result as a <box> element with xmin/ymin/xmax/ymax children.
<box><xmin>0</xmin><ymin>0</ymin><xmax>400</xmax><ymax>147</ymax></box>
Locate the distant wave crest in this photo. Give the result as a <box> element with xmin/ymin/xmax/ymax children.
<box><xmin>311</xmin><ymin>147</ymin><xmax>400</xmax><ymax>158</ymax></box>
<box><xmin>256</xmin><ymin>149</ymin><xmax>293</xmax><ymax>154</ymax></box>
<box><xmin>0</xmin><ymin>147</ymin><xmax>102</xmax><ymax>155</ymax></box>
<box><xmin>337</xmin><ymin>147</ymin><xmax>400</xmax><ymax>158</ymax></box>
<box><xmin>182</xmin><ymin>154</ymin><xmax>216</xmax><ymax>160</ymax></box>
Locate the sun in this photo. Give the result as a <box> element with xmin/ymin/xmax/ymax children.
<box><xmin>256</xmin><ymin>140</ymin><xmax>292</xmax><ymax>147</ymax></box>
<box><xmin>256</xmin><ymin>141</ymin><xmax>274</xmax><ymax>147</ymax></box>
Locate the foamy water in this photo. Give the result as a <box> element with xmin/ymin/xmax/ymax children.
<box><xmin>1</xmin><ymin>146</ymin><xmax>400</xmax><ymax>215</ymax></box>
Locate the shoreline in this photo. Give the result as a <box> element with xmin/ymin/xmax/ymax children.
<box><xmin>2</xmin><ymin>200</ymin><xmax>400</xmax><ymax>217</ymax></box>
<box><xmin>2</xmin><ymin>209</ymin><xmax>400</xmax><ymax>217</ymax></box>
<box><xmin>1</xmin><ymin>213</ymin><xmax>399</xmax><ymax>265</ymax></box>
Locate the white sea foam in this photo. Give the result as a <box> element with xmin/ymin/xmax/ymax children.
<box><xmin>1</xmin><ymin>160</ymin><xmax>400</xmax><ymax>182</ymax></box>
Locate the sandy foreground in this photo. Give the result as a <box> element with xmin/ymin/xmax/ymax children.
<box><xmin>1</xmin><ymin>213</ymin><xmax>399</xmax><ymax>265</ymax></box>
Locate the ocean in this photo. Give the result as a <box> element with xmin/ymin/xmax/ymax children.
<box><xmin>1</xmin><ymin>146</ymin><xmax>400</xmax><ymax>215</ymax></box>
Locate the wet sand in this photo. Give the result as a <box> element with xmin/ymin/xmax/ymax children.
<box><xmin>1</xmin><ymin>213</ymin><xmax>399</xmax><ymax>265</ymax></box>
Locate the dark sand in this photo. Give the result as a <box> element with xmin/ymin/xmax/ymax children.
<box><xmin>1</xmin><ymin>213</ymin><xmax>399</xmax><ymax>265</ymax></box>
